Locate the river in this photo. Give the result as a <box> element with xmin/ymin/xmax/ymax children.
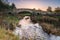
<box><xmin>13</xmin><ymin>16</ymin><xmax>60</xmax><ymax>40</ymax></box>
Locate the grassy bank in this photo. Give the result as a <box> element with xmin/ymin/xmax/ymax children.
<box><xmin>0</xmin><ymin>27</ymin><xmax>19</xmax><ymax>40</ymax></box>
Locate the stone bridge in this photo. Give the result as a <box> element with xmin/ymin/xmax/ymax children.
<box><xmin>16</xmin><ymin>9</ymin><xmax>36</xmax><ymax>14</ymax></box>
<box><xmin>3</xmin><ymin>8</ymin><xmax>42</xmax><ymax>15</ymax></box>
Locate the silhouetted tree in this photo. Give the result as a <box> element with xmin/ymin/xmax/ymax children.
<box><xmin>54</xmin><ymin>7</ymin><xmax>60</xmax><ymax>13</ymax></box>
<box><xmin>0</xmin><ymin>0</ymin><xmax>11</xmax><ymax>11</ymax></box>
<box><xmin>0</xmin><ymin>0</ymin><xmax>4</xmax><ymax>10</ymax></box>
<box><xmin>47</xmin><ymin>6</ymin><xmax>52</xmax><ymax>12</ymax></box>
<box><xmin>11</xmin><ymin>3</ymin><xmax>16</xmax><ymax>9</ymax></box>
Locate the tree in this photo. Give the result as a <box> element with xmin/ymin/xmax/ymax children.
<box><xmin>47</xmin><ymin>6</ymin><xmax>52</xmax><ymax>12</ymax></box>
<box><xmin>0</xmin><ymin>0</ymin><xmax>4</xmax><ymax>10</ymax></box>
<box><xmin>0</xmin><ymin>0</ymin><xmax>11</xmax><ymax>11</ymax></box>
<box><xmin>54</xmin><ymin>7</ymin><xmax>60</xmax><ymax>13</ymax></box>
<box><xmin>11</xmin><ymin>3</ymin><xmax>16</xmax><ymax>9</ymax></box>
<box><xmin>0</xmin><ymin>1</ymin><xmax>16</xmax><ymax>11</ymax></box>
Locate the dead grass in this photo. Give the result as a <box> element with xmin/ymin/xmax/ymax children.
<box><xmin>40</xmin><ymin>23</ymin><xmax>60</xmax><ymax>36</ymax></box>
<box><xmin>0</xmin><ymin>28</ymin><xmax>19</xmax><ymax>40</ymax></box>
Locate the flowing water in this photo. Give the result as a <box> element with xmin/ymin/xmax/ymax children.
<box><xmin>13</xmin><ymin>16</ymin><xmax>60</xmax><ymax>40</ymax></box>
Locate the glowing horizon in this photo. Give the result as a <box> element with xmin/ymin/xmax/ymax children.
<box><xmin>8</xmin><ymin>0</ymin><xmax>60</xmax><ymax>11</ymax></box>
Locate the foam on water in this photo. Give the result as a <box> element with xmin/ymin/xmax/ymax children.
<box><xmin>50</xmin><ymin>34</ymin><xmax>60</xmax><ymax>40</ymax></box>
<box><xmin>13</xmin><ymin>16</ymin><xmax>60</xmax><ymax>40</ymax></box>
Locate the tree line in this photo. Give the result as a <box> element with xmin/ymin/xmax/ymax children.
<box><xmin>47</xmin><ymin>6</ymin><xmax>60</xmax><ymax>13</ymax></box>
<box><xmin>0</xmin><ymin>0</ymin><xmax>16</xmax><ymax>11</ymax></box>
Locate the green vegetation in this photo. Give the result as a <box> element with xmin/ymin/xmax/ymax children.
<box><xmin>0</xmin><ymin>0</ymin><xmax>16</xmax><ymax>11</ymax></box>
<box><xmin>3</xmin><ymin>15</ymin><xmax>19</xmax><ymax>28</ymax></box>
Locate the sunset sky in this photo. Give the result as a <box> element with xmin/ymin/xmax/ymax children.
<box><xmin>8</xmin><ymin>0</ymin><xmax>60</xmax><ymax>11</ymax></box>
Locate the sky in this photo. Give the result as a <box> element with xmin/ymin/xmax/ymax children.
<box><xmin>8</xmin><ymin>0</ymin><xmax>60</xmax><ymax>11</ymax></box>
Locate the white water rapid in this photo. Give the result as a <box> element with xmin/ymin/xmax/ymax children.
<box><xmin>13</xmin><ymin>16</ymin><xmax>60</xmax><ymax>40</ymax></box>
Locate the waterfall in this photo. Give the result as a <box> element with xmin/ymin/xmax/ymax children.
<box><xmin>13</xmin><ymin>16</ymin><xmax>60</xmax><ymax>40</ymax></box>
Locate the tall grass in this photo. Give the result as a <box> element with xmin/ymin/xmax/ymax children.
<box><xmin>0</xmin><ymin>27</ymin><xmax>19</xmax><ymax>40</ymax></box>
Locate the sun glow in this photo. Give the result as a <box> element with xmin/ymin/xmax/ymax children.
<box><xmin>15</xmin><ymin>2</ymin><xmax>47</xmax><ymax>11</ymax></box>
